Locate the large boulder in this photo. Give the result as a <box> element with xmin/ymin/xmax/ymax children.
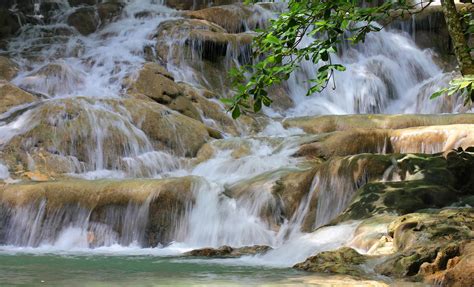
<box><xmin>185</xmin><ymin>3</ymin><xmax>273</xmax><ymax>33</ymax></box>
<box><xmin>128</xmin><ymin>62</ymin><xmax>202</xmax><ymax>121</ymax></box>
<box><xmin>283</xmin><ymin>114</ymin><xmax>474</xmax><ymax>134</ymax></box>
<box><xmin>67</xmin><ymin>7</ymin><xmax>99</xmax><ymax>35</ymax></box>
<box><xmin>334</xmin><ymin>150</ymin><xmax>474</xmax><ymax>222</ymax></box>
<box><xmin>293</xmin><ymin>247</ymin><xmax>368</xmax><ymax>278</ymax></box>
<box><xmin>295</xmin><ymin>124</ymin><xmax>474</xmax><ymax>159</ymax></box>
<box><xmin>374</xmin><ymin>208</ymin><xmax>474</xmax><ymax>282</ymax></box>
<box><xmin>164</xmin><ymin>0</ymin><xmax>239</xmax><ymax>10</ymax></box>
<box><xmin>0</xmin><ymin>97</ymin><xmax>210</xmax><ymax>177</ymax></box>
<box><xmin>154</xmin><ymin>19</ymin><xmax>252</xmax><ymax>93</ymax></box>
<box><xmin>185</xmin><ymin>245</ymin><xmax>272</xmax><ymax>257</ymax></box>
<box><xmin>0</xmin><ymin>177</ymin><xmax>197</xmax><ymax>247</ymax></box>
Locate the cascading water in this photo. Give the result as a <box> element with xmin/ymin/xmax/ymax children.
<box><xmin>0</xmin><ymin>0</ymin><xmax>470</xmax><ymax>279</ymax></box>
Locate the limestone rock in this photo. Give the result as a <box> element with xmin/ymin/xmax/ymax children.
<box><xmin>185</xmin><ymin>3</ymin><xmax>271</xmax><ymax>33</ymax></box>
<box><xmin>67</xmin><ymin>7</ymin><xmax>99</xmax><ymax>35</ymax></box>
<box><xmin>283</xmin><ymin>114</ymin><xmax>474</xmax><ymax>134</ymax></box>
<box><xmin>97</xmin><ymin>1</ymin><xmax>124</xmax><ymax>25</ymax></box>
<box><xmin>185</xmin><ymin>245</ymin><xmax>272</xmax><ymax>257</ymax></box>
<box><xmin>0</xmin><ymin>177</ymin><xmax>197</xmax><ymax>247</ymax></box>
<box><xmin>0</xmin><ymin>56</ymin><xmax>18</xmax><ymax>81</ymax></box>
<box><xmin>0</xmin><ymin>81</ymin><xmax>38</xmax><ymax>114</ymax></box>
<box><xmin>68</xmin><ymin>0</ymin><xmax>97</xmax><ymax>6</ymax></box>
<box><xmin>293</xmin><ymin>247</ymin><xmax>367</xmax><ymax>277</ymax></box>
<box><xmin>128</xmin><ymin>63</ymin><xmax>202</xmax><ymax>121</ymax></box>
<box><xmin>165</xmin><ymin>0</ymin><xmax>239</xmax><ymax>10</ymax></box>
<box><xmin>1</xmin><ymin>97</ymin><xmax>210</xmax><ymax>176</ymax></box>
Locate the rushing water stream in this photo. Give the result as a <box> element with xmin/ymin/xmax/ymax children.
<box><xmin>0</xmin><ymin>0</ymin><xmax>469</xmax><ymax>286</ymax></box>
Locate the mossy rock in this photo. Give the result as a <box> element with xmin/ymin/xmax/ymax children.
<box><xmin>334</xmin><ymin>152</ymin><xmax>474</xmax><ymax>222</ymax></box>
<box><xmin>293</xmin><ymin>247</ymin><xmax>368</xmax><ymax>278</ymax></box>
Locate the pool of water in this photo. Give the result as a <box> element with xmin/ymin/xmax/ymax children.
<box><xmin>0</xmin><ymin>252</ymin><xmax>407</xmax><ymax>287</ymax></box>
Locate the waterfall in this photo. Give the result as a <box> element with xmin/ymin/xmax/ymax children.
<box><xmin>0</xmin><ymin>0</ymin><xmax>468</xmax><ymax>263</ymax></box>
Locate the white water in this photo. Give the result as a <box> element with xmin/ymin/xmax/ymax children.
<box><xmin>0</xmin><ymin>0</ymin><xmax>466</xmax><ymax>268</ymax></box>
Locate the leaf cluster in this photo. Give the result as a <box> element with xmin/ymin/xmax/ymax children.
<box><xmin>225</xmin><ymin>0</ymin><xmax>433</xmax><ymax>118</ymax></box>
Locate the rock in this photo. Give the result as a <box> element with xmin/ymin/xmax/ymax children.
<box><xmin>185</xmin><ymin>245</ymin><xmax>272</xmax><ymax>257</ymax></box>
<box><xmin>295</xmin><ymin>124</ymin><xmax>474</xmax><ymax>159</ymax></box>
<box><xmin>68</xmin><ymin>0</ymin><xmax>97</xmax><ymax>7</ymax></box>
<box><xmin>348</xmin><ymin>215</ymin><xmax>396</xmax><ymax>256</ymax></box>
<box><xmin>165</xmin><ymin>0</ymin><xmax>239</xmax><ymax>10</ymax></box>
<box><xmin>293</xmin><ymin>247</ymin><xmax>368</xmax><ymax>278</ymax></box>
<box><xmin>295</xmin><ymin>130</ymin><xmax>391</xmax><ymax>159</ymax></box>
<box><xmin>177</xmin><ymin>83</ymin><xmax>240</xmax><ymax>136</ymax></box>
<box><xmin>185</xmin><ymin>4</ymin><xmax>271</xmax><ymax>33</ymax></box>
<box><xmin>0</xmin><ymin>56</ymin><xmax>18</xmax><ymax>81</ymax></box>
<box><xmin>128</xmin><ymin>63</ymin><xmax>202</xmax><ymax>121</ymax></box>
<box><xmin>283</xmin><ymin>114</ymin><xmax>474</xmax><ymax>134</ymax></box>
<box><xmin>97</xmin><ymin>1</ymin><xmax>124</xmax><ymax>25</ymax></box>
<box><xmin>0</xmin><ymin>8</ymin><xmax>21</xmax><ymax>40</ymax></box>
<box><xmin>154</xmin><ymin>19</ymin><xmax>252</xmax><ymax>93</ymax></box>
<box><xmin>335</xmin><ymin>151</ymin><xmax>474</xmax><ymax>222</ymax></box>
<box><xmin>439</xmin><ymin>241</ymin><xmax>474</xmax><ymax>287</ymax></box>
<box><xmin>374</xmin><ymin>208</ymin><xmax>474</xmax><ymax>279</ymax></box>
<box><xmin>1</xmin><ymin>97</ymin><xmax>210</xmax><ymax>176</ymax></box>
<box><xmin>20</xmin><ymin>62</ymin><xmax>85</xmax><ymax>96</ymax></box>
<box><xmin>0</xmin><ymin>81</ymin><xmax>38</xmax><ymax>114</ymax></box>
<box><xmin>0</xmin><ymin>177</ymin><xmax>197</xmax><ymax>246</ymax></box>
<box><xmin>67</xmin><ymin>7</ymin><xmax>99</xmax><ymax>35</ymax></box>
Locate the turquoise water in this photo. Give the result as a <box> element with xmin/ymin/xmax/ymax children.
<box><xmin>0</xmin><ymin>253</ymin><xmax>395</xmax><ymax>287</ymax></box>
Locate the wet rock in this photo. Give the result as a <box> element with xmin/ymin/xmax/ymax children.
<box><xmin>335</xmin><ymin>151</ymin><xmax>474</xmax><ymax>222</ymax></box>
<box><xmin>374</xmin><ymin>208</ymin><xmax>474</xmax><ymax>280</ymax></box>
<box><xmin>185</xmin><ymin>3</ymin><xmax>271</xmax><ymax>33</ymax></box>
<box><xmin>0</xmin><ymin>8</ymin><xmax>21</xmax><ymax>41</ymax></box>
<box><xmin>154</xmin><ymin>19</ymin><xmax>252</xmax><ymax>93</ymax></box>
<box><xmin>295</xmin><ymin>130</ymin><xmax>391</xmax><ymax>159</ymax></box>
<box><xmin>283</xmin><ymin>114</ymin><xmax>474</xmax><ymax>134</ymax></box>
<box><xmin>1</xmin><ymin>97</ymin><xmax>210</xmax><ymax>176</ymax></box>
<box><xmin>128</xmin><ymin>62</ymin><xmax>202</xmax><ymax>122</ymax></box>
<box><xmin>68</xmin><ymin>0</ymin><xmax>97</xmax><ymax>6</ymax></box>
<box><xmin>0</xmin><ymin>56</ymin><xmax>18</xmax><ymax>81</ymax></box>
<box><xmin>97</xmin><ymin>1</ymin><xmax>124</xmax><ymax>25</ymax></box>
<box><xmin>67</xmin><ymin>7</ymin><xmax>99</xmax><ymax>35</ymax></box>
<box><xmin>295</xmin><ymin>124</ymin><xmax>474</xmax><ymax>159</ymax></box>
<box><xmin>438</xmin><ymin>241</ymin><xmax>474</xmax><ymax>287</ymax></box>
<box><xmin>20</xmin><ymin>62</ymin><xmax>85</xmax><ymax>96</ymax></box>
<box><xmin>165</xmin><ymin>0</ymin><xmax>239</xmax><ymax>11</ymax></box>
<box><xmin>0</xmin><ymin>81</ymin><xmax>38</xmax><ymax>114</ymax></box>
<box><xmin>293</xmin><ymin>247</ymin><xmax>368</xmax><ymax>277</ymax></box>
<box><xmin>0</xmin><ymin>177</ymin><xmax>197</xmax><ymax>247</ymax></box>
<box><xmin>185</xmin><ymin>245</ymin><xmax>272</xmax><ymax>257</ymax></box>
<box><xmin>178</xmin><ymin>82</ymin><xmax>240</xmax><ymax>136</ymax></box>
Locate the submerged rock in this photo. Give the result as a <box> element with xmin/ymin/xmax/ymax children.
<box><xmin>185</xmin><ymin>245</ymin><xmax>272</xmax><ymax>258</ymax></box>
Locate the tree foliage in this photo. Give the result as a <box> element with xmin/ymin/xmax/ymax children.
<box><xmin>226</xmin><ymin>0</ymin><xmax>471</xmax><ymax>118</ymax></box>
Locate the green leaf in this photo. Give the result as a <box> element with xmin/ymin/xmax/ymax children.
<box><xmin>232</xmin><ymin>106</ymin><xmax>241</xmax><ymax>119</ymax></box>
